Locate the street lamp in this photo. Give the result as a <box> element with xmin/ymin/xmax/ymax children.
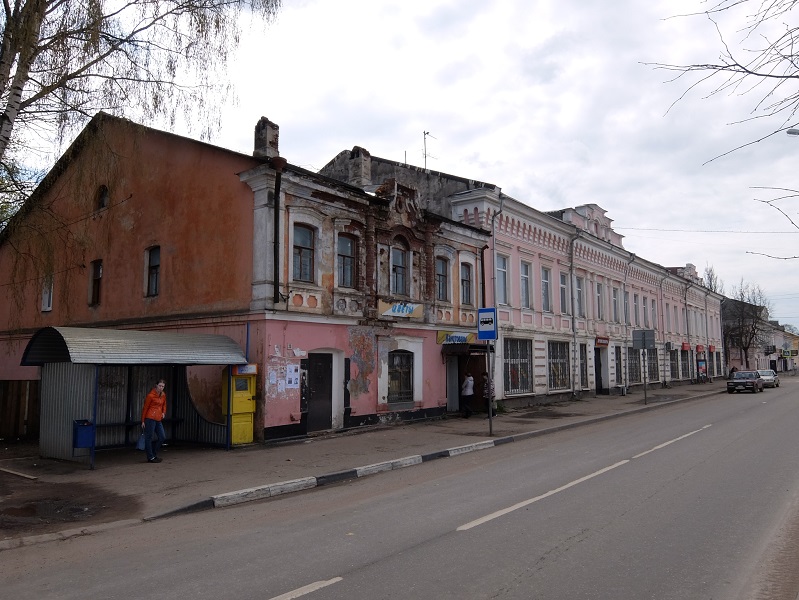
<box><xmin>787</xmin><ymin>129</ymin><xmax>799</xmax><ymax>136</ymax></box>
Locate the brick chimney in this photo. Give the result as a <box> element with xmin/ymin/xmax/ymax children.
<box><xmin>254</xmin><ymin>117</ymin><xmax>279</xmax><ymax>159</ymax></box>
<box><xmin>348</xmin><ymin>146</ymin><xmax>372</xmax><ymax>187</ymax></box>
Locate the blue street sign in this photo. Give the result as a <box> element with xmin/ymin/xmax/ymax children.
<box><xmin>478</xmin><ymin>307</ymin><xmax>498</xmax><ymax>340</ymax></box>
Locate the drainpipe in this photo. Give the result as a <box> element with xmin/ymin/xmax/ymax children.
<box><xmin>658</xmin><ymin>274</ymin><xmax>668</xmax><ymax>387</ymax></box>
<box><xmin>479</xmin><ymin>245</ymin><xmax>489</xmax><ymax>309</ymax></box>
<box><xmin>622</xmin><ymin>253</ymin><xmax>636</xmax><ymax>392</ymax></box>
<box><xmin>488</xmin><ymin>193</ymin><xmax>504</xmax><ymax>435</ymax></box>
<box><xmin>704</xmin><ymin>290</ymin><xmax>711</xmax><ymax>381</ymax></box>
<box><xmin>569</xmin><ymin>231</ymin><xmax>580</xmax><ymax>398</ymax></box>
<box><xmin>684</xmin><ymin>283</ymin><xmax>692</xmax><ymax>381</ymax></box>
<box><xmin>271</xmin><ymin>157</ymin><xmax>288</xmax><ymax>305</ymax></box>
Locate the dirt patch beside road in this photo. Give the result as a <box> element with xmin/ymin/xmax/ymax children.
<box><xmin>1</xmin><ymin>440</ymin><xmax>142</xmax><ymax>538</ymax></box>
<box><xmin>0</xmin><ymin>473</ymin><xmax>142</xmax><ymax>538</ymax></box>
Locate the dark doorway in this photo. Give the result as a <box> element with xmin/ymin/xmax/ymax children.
<box><xmin>594</xmin><ymin>348</ymin><xmax>605</xmax><ymax>394</ymax></box>
<box><xmin>307</xmin><ymin>353</ymin><xmax>333</xmax><ymax>432</ymax></box>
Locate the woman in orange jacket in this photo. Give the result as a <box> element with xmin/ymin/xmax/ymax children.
<box><xmin>141</xmin><ymin>379</ymin><xmax>167</xmax><ymax>463</ymax></box>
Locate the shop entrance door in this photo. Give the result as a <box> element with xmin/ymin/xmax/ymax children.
<box><xmin>307</xmin><ymin>353</ymin><xmax>332</xmax><ymax>432</ymax></box>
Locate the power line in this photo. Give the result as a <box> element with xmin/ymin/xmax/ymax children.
<box><xmin>616</xmin><ymin>227</ymin><xmax>798</xmax><ymax>234</ymax></box>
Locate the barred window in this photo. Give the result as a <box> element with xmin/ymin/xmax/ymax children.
<box><xmin>548</xmin><ymin>341</ymin><xmax>570</xmax><ymax>390</ymax></box>
<box><xmin>627</xmin><ymin>347</ymin><xmax>641</xmax><ymax>383</ymax></box>
<box><xmin>647</xmin><ymin>348</ymin><xmax>659</xmax><ymax>381</ymax></box>
<box><xmin>680</xmin><ymin>350</ymin><xmax>690</xmax><ymax>379</ymax></box>
<box><xmin>504</xmin><ymin>338</ymin><xmax>533</xmax><ymax>394</ymax></box>
<box><xmin>670</xmin><ymin>350</ymin><xmax>679</xmax><ymax>379</ymax></box>
<box><xmin>388</xmin><ymin>350</ymin><xmax>413</xmax><ymax>404</ymax></box>
<box><xmin>615</xmin><ymin>346</ymin><xmax>623</xmax><ymax>384</ymax></box>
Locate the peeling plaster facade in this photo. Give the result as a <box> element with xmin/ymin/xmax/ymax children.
<box><xmin>0</xmin><ymin>114</ymin><xmax>491</xmax><ymax>441</ymax></box>
<box><xmin>320</xmin><ymin>149</ymin><xmax>726</xmax><ymax>403</ymax></box>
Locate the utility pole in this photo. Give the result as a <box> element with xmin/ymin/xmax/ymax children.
<box><xmin>423</xmin><ymin>131</ymin><xmax>437</xmax><ymax>169</ymax></box>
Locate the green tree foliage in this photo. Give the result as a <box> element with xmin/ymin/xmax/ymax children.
<box><xmin>0</xmin><ymin>0</ymin><xmax>282</xmax><ymax>227</ymax></box>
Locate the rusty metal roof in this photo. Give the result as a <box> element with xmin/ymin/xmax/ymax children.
<box><xmin>21</xmin><ymin>326</ymin><xmax>247</xmax><ymax>366</ymax></box>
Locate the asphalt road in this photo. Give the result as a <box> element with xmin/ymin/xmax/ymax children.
<box><xmin>3</xmin><ymin>383</ymin><xmax>799</xmax><ymax>600</ymax></box>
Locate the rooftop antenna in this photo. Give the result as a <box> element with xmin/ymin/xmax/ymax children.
<box><xmin>423</xmin><ymin>131</ymin><xmax>437</xmax><ymax>169</ymax></box>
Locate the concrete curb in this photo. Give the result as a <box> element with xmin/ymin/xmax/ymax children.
<box><xmin>2</xmin><ymin>387</ymin><xmax>724</xmax><ymax>551</ymax></box>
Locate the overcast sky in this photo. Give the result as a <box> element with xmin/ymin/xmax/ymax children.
<box><xmin>195</xmin><ymin>0</ymin><xmax>799</xmax><ymax>328</ymax></box>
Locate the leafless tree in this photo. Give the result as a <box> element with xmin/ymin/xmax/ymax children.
<box><xmin>650</xmin><ymin>0</ymin><xmax>799</xmax><ymax>160</ymax></box>
<box><xmin>702</xmin><ymin>263</ymin><xmax>725</xmax><ymax>294</ymax></box>
<box><xmin>650</xmin><ymin>1</ymin><xmax>799</xmax><ymax>254</ymax></box>
<box><xmin>0</xmin><ymin>0</ymin><xmax>282</xmax><ymax>230</ymax></box>
<box><xmin>722</xmin><ymin>279</ymin><xmax>773</xmax><ymax>368</ymax></box>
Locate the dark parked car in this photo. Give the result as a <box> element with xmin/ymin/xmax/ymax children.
<box><xmin>757</xmin><ymin>369</ymin><xmax>780</xmax><ymax>388</ymax></box>
<box><xmin>727</xmin><ymin>370</ymin><xmax>765</xmax><ymax>393</ymax></box>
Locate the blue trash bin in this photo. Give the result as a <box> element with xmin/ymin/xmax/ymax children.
<box><xmin>73</xmin><ymin>419</ymin><xmax>95</xmax><ymax>449</ymax></box>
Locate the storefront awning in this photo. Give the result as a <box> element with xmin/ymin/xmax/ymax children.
<box><xmin>440</xmin><ymin>343</ymin><xmax>494</xmax><ymax>356</ymax></box>
<box><xmin>21</xmin><ymin>326</ymin><xmax>247</xmax><ymax>366</ymax></box>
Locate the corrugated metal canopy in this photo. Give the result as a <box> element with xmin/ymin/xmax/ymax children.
<box><xmin>21</xmin><ymin>326</ymin><xmax>247</xmax><ymax>366</ymax></box>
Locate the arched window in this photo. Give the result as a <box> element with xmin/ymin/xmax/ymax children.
<box><xmin>96</xmin><ymin>185</ymin><xmax>109</xmax><ymax>210</ymax></box>
<box><xmin>388</xmin><ymin>350</ymin><xmax>413</xmax><ymax>404</ymax></box>
<box><xmin>435</xmin><ymin>257</ymin><xmax>449</xmax><ymax>301</ymax></box>
<box><xmin>391</xmin><ymin>238</ymin><xmax>409</xmax><ymax>296</ymax></box>
<box><xmin>293</xmin><ymin>224</ymin><xmax>315</xmax><ymax>283</ymax></box>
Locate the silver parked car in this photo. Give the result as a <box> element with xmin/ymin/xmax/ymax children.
<box><xmin>757</xmin><ymin>369</ymin><xmax>780</xmax><ymax>388</ymax></box>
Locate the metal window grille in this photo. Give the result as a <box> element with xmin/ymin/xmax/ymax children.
<box><xmin>680</xmin><ymin>350</ymin><xmax>690</xmax><ymax>379</ymax></box>
<box><xmin>504</xmin><ymin>338</ymin><xmax>533</xmax><ymax>394</ymax></box>
<box><xmin>548</xmin><ymin>340</ymin><xmax>570</xmax><ymax>390</ymax></box>
<box><xmin>580</xmin><ymin>343</ymin><xmax>588</xmax><ymax>388</ymax></box>
<box><xmin>670</xmin><ymin>350</ymin><xmax>679</xmax><ymax>379</ymax></box>
<box><xmin>647</xmin><ymin>348</ymin><xmax>659</xmax><ymax>381</ymax></box>
<box><xmin>627</xmin><ymin>347</ymin><xmax>641</xmax><ymax>383</ymax></box>
<box><xmin>615</xmin><ymin>346</ymin><xmax>623</xmax><ymax>384</ymax></box>
<box><xmin>388</xmin><ymin>350</ymin><xmax>413</xmax><ymax>403</ymax></box>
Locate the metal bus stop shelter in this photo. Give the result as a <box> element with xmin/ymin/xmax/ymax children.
<box><xmin>21</xmin><ymin>326</ymin><xmax>247</xmax><ymax>468</ymax></box>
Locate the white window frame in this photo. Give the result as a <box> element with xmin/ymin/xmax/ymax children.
<box><xmin>496</xmin><ymin>255</ymin><xmax>508</xmax><ymax>305</ymax></box>
<box><xmin>596</xmin><ymin>282</ymin><xmax>604</xmax><ymax>321</ymax></box>
<box><xmin>520</xmin><ymin>261</ymin><xmax>531</xmax><ymax>309</ymax></box>
<box><xmin>541</xmin><ymin>266</ymin><xmax>552</xmax><ymax>313</ymax></box>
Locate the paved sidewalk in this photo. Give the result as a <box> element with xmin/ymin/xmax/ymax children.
<box><xmin>1</xmin><ymin>380</ymin><xmax>728</xmax><ymax>550</ymax></box>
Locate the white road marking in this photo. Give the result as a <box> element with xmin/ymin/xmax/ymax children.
<box><xmin>458</xmin><ymin>424</ymin><xmax>715</xmax><ymax>531</ymax></box>
<box><xmin>631</xmin><ymin>424</ymin><xmax>712</xmax><ymax>459</ymax></box>
<box><xmin>268</xmin><ymin>577</ymin><xmax>343</xmax><ymax>600</ymax></box>
<box><xmin>457</xmin><ymin>460</ymin><xmax>630</xmax><ymax>531</ymax></box>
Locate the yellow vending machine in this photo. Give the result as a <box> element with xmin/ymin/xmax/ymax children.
<box><xmin>222</xmin><ymin>364</ymin><xmax>257</xmax><ymax>445</ymax></box>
